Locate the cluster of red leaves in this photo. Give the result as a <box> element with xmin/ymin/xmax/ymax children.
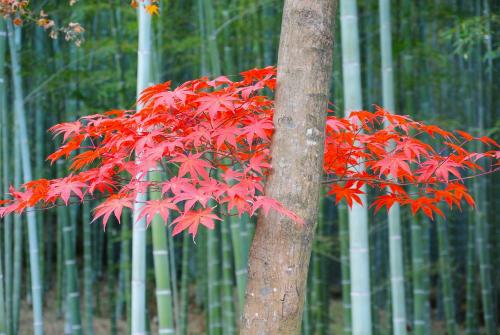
<box><xmin>324</xmin><ymin>108</ymin><xmax>498</xmax><ymax>219</ymax></box>
<box><xmin>1</xmin><ymin>67</ymin><xmax>498</xmax><ymax>237</ymax></box>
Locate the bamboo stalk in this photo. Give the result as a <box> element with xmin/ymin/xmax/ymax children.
<box><xmin>0</xmin><ymin>18</ymin><xmax>12</xmax><ymax>335</ymax></box>
<box><xmin>410</xmin><ymin>214</ymin><xmax>426</xmax><ymax>335</ymax></box>
<box><xmin>340</xmin><ymin>1</ymin><xmax>372</xmax><ymax>334</ymax></box>
<box><xmin>179</xmin><ymin>233</ymin><xmax>190</xmax><ymax>335</ymax></box>
<box><xmin>338</xmin><ymin>202</ymin><xmax>352</xmax><ymax>335</ymax></box>
<box><xmin>83</xmin><ymin>202</ymin><xmax>94</xmax><ymax>335</ymax></box>
<box><xmin>220</xmin><ymin>216</ymin><xmax>236</xmax><ymax>335</ymax></box>
<box><xmin>131</xmin><ymin>2</ymin><xmax>153</xmax><ymax>333</ymax></box>
<box><xmin>465</xmin><ymin>210</ymin><xmax>478</xmax><ymax>335</ymax></box>
<box><xmin>229</xmin><ymin>213</ymin><xmax>247</xmax><ymax>313</ymax></box>
<box><xmin>12</xmin><ymin>135</ymin><xmax>21</xmax><ymax>335</ymax></box>
<box><xmin>0</xmin><ymin>238</ymin><xmax>5</xmax><ymax>335</ymax></box>
<box><xmin>436</xmin><ymin>217</ymin><xmax>457</xmax><ymax>335</ymax></box>
<box><xmin>0</xmin><ymin>19</ymin><xmax>6</xmax><ymax>333</ymax></box>
<box><xmin>6</xmin><ymin>22</ymin><xmax>44</xmax><ymax>335</ymax></box>
<box><xmin>108</xmin><ymin>226</ymin><xmax>117</xmax><ymax>335</ymax></box>
<box><xmin>63</xmin><ymin>206</ymin><xmax>82</xmax><ymax>335</ymax></box>
<box><xmin>311</xmin><ymin>196</ymin><xmax>327</xmax><ymax>335</ymax></box>
<box><xmin>34</xmin><ymin>28</ymin><xmax>45</xmax><ymax>294</ymax></box>
<box><xmin>150</xmin><ymin>170</ymin><xmax>175</xmax><ymax>335</ymax></box>
<box><xmin>206</xmin><ymin>225</ymin><xmax>222</xmax><ymax>335</ymax></box>
<box><xmin>379</xmin><ymin>1</ymin><xmax>407</xmax><ymax>333</ymax></box>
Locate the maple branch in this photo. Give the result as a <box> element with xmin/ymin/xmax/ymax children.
<box><xmin>321</xmin><ymin>167</ymin><xmax>500</xmax><ymax>186</ymax></box>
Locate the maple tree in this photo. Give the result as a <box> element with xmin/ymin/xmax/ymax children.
<box><xmin>0</xmin><ymin>67</ymin><xmax>498</xmax><ymax>237</ymax></box>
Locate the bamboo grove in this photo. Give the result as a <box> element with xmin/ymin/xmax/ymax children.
<box><xmin>0</xmin><ymin>0</ymin><xmax>498</xmax><ymax>334</ymax></box>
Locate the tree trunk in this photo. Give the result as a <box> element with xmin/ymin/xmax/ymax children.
<box><xmin>239</xmin><ymin>1</ymin><xmax>336</xmax><ymax>334</ymax></box>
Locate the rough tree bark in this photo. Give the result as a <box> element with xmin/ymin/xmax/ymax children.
<box><xmin>239</xmin><ymin>1</ymin><xmax>336</xmax><ymax>334</ymax></box>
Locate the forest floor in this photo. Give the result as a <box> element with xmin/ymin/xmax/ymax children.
<box><xmin>18</xmin><ymin>291</ymin><xmax>461</xmax><ymax>334</ymax></box>
<box><xmin>18</xmin><ymin>288</ymin><xmax>204</xmax><ymax>335</ymax></box>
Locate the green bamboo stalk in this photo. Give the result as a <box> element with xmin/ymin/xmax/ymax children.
<box><xmin>131</xmin><ymin>2</ymin><xmax>153</xmax><ymax>334</ymax></box>
<box><xmin>400</xmin><ymin>4</ymin><xmax>427</xmax><ymax>332</ymax></box>
<box><xmin>0</xmin><ymin>18</ymin><xmax>6</xmax><ymax>335</ymax></box>
<box><xmin>222</xmin><ymin>8</ymin><xmax>235</xmax><ymax>77</ymax></box>
<box><xmin>379</xmin><ymin>1</ymin><xmax>407</xmax><ymax>333</ymax></box>
<box><xmin>11</xmin><ymin>136</ymin><xmax>21</xmax><ymax>335</ymax></box>
<box><xmin>340</xmin><ymin>1</ymin><xmax>372</xmax><ymax>334</ymax></box>
<box><xmin>471</xmin><ymin>1</ymin><xmax>496</xmax><ymax>329</ymax></box>
<box><xmin>179</xmin><ymin>233</ymin><xmax>190</xmax><ymax>335</ymax></box>
<box><xmin>56</xmin><ymin>196</ymin><xmax>63</xmax><ymax>319</ymax></box>
<box><xmin>206</xmin><ymin>225</ymin><xmax>222</xmax><ymax>335</ymax></box>
<box><xmin>473</xmin><ymin>2</ymin><xmax>496</xmax><ymax>332</ymax></box>
<box><xmin>410</xmin><ymin>214</ymin><xmax>426</xmax><ymax>335</ymax></box>
<box><xmin>220</xmin><ymin>216</ymin><xmax>236</xmax><ymax>335</ymax></box>
<box><xmin>369</xmin><ymin>219</ymin><xmax>383</xmax><ymax>335</ymax></box>
<box><xmin>311</xmin><ymin>196</ymin><xmax>326</xmax><ymax>335</ymax></box>
<box><xmin>338</xmin><ymin>202</ymin><xmax>351</xmax><ymax>335</ymax></box>
<box><xmin>202</xmin><ymin>2</ymin><xmax>224</xmax><ymax>334</ymax></box>
<box><xmin>436</xmin><ymin>217</ymin><xmax>457</xmax><ymax>335</ymax></box>
<box><xmin>34</xmin><ymin>27</ymin><xmax>45</xmax><ymax>299</ymax></box>
<box><xmin>108</xmin><ymin>226</ymin><xmax>117</xmax><ymax>335</ymax></box>
<box><xmin>0</xmin><ymin>238</ymin><xmax>5</xmax><ymax>335</ymax></box>
<box><xmin>83</xmin><ymin>202</ymin><xmax>94</xmax><ymax>335</ymax></box>
<box><xmin>481</xmin><ymin>0</ymin><xmax>497</xmax><ymax>323</ymax></box>
<box><xmin>0</xmin><ymin>18</ymin><xmax>12</xmax><ymax>335</ymax></box>
<box><xmin>121</xmin><ymin>211</ymin><xmax>132</xmax><ymax>333</ymax></box>
<box><xmin>234</xmin><ymin>0</ymin><xmax>246</xmax><ymax>70</ymax></box>
<box><xmin>421</xmin><ymin>221</ymin><xmax>431</xmax><ymax>334</ymax></box>
<box><xmin>203</xmin><ymin>0</ymin><xmax>222</xmax><ymax>76</ymax></box>
<box><xmin>473</xmin><ymin>175</ymin><xmax>495</xmax><ymax>334</ymax></box>
<box><xmin>11</xmin><ymin>217</ymin><xmax>21</xmax><ymax>335</ymax></box>
<box><xmin>115</xmin><ymin>253</ymin><xmax>125</xmax><ymax>322</ymax></box>
<box><xmin>109</xmin><ymin>2</ymin><xmax>132</xmax><ymax>331</ymax></box>
<box><xmin>6</xmin><ymin>21</ymin><xmax>43</xmax><ymax>335</ymax></box>
<box><xmin>94</xmin><ymin>215</ymin><xmax>104</xmax><ymax>297</ymax></box>
<box><xmin>167</xmin><ymin>215</ymin><xmax>180</xmax><ymax>331</ymax></box>
<box><xmin>401</xmin><ymin>202</ymin><xmax>412</xmax><ymax>327</ymax></box>
<box><xmin>148</xmin><ymin>5</ymin><xmax>178</xmax><ymax>331</ymax></box>
<box><xmin>261</xmin><ymin>1</ymin><xmax>274</xmax><ymax>66</ymax></box>
<box><xmin>249</xmin><ymin>0</ymin><xmax>262</xmax><ymax>68</ymax></box>
<box><xmin>229</xmin><ymin>214</ymin><xmax>248</xmax><ymax>313</ymax></box>
<box><xmin>465</xmin><ymin>211</ymin><xmax>478</xmax><ymax>335</ymax></box>
<box><xmin>53</xmin><ymin>157</ymin><xmax>82</xmax><ymax>335</ymax></box>
<box><xmin>63</xmin><ymin>207</ymin><xmax>82</xmax><ymax>334</ymax></box>
<box><xmin>195</xmin><ymin>227</ymin><xmax>207</xmax><ymax>309</ymax></box>
<box><xmin>150</xmin><ymin>169</ymin><xmax>175</xmax><ymax>335</ymax></box>
<box><xmin>110</xmin><ymin>0</ymin><xmax>127</xmax><ymax>108</ymax></box>
<box><xmin>309</xmin><ymin>253</ymin><xmax>321</xmax><ymax>334</ymax></box>
<box><xmin>198</xmin><ymin>0</ymin><xmax>208</xmax><ymax>77</ymax></box>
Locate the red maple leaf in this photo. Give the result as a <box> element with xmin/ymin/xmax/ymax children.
<box><xmin>47</xmin><ymin>177</ymin><xmax>86</xmax><ymax>205</ymax></box>
<box><xmin>328</xmin><ymin>182</ymin><xmax>365</xmax><ymax>208</ymax></box>
<box><xmin>171</xmin><ymin>208</ymin><xmax>222</xmax><ymax>238</ymax></box>
<box><xmin>171</xmin><ymin>153</ymin><xmax>212</xmax><ymax>181</ymax></box>
<box><xmin>242</xmin><ymin>116</ymin><xmax>274</xmax><ymax>146</ymax></box>
<box><xmin>194</xmin><ymin>94</ymin><xmax>239</xmax><ymax>119</ymax></box>
<box><xmin>93</xmin><ymin>195</ymin><xmax>134</xmax><ymax>227</ymax></box>
<box><xmin>137</xmin><ymin>199</ymin><xmax>178</xmax><ymax>225</ymax></box>
<box><xmin>49</xmin><ymin>121</ymin><xmax>82</xmax><ymax>141</ymax></box>
<box><xmin>409</xmin><ymin>196</ymin><xmax>444</xmax><ymax>220</ymax></box>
